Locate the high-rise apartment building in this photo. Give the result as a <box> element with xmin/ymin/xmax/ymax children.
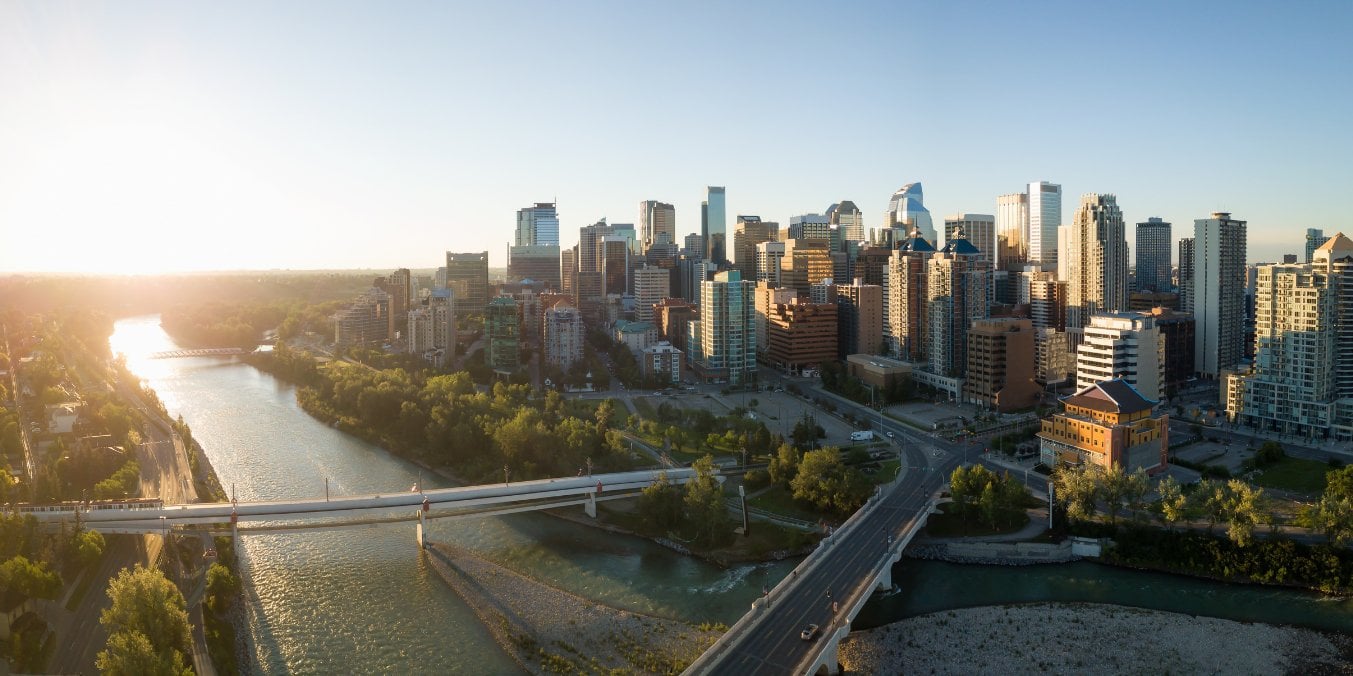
<box><xmin>640</xmin><ymin>200</ymin><xmax>676</xmax><ymax>251</ymax></box>
<box><xmin>1135</xmin><ymin>218</ymin><xmax>1172</xmax><ymax>292</ymax></box>
<box><xmin>445</xmin><ymin>252</ymin><xmax>489</xmax><ymax>316</ymax></box>
<box><xmin>834</xmin><ymin>279</ymin><xmax>883</xmax><ymax>359</ymax></box>
<box><xmin>788</xmin><ymin>214</ymin><xmax>830</xmax><ymax>241</ymax></box>
<box><xmin>827</xmin><ymin>201</ymin><xmax>865</xmax><ymax>242</ymax></box>
<box><xmin>996</xmin><ymin>192</ymin><xmax>1030</xmax><ymax>271</ymax></box>
<box><xmin>578</xmin><ymin>220</ymin><xmax>611</xmax><ymax>273</ymax></box>
<box><xmin>516</xmin><ymin>202</ymin><xmax>559</xmax><ymax>246</ymax></box>
<box><xmin>408</xmin><ymin>289</ymin><xmax>455</xmax><ymax>367</ymax></box>
<box><xmin>733</xmin><ymin>216</ymin><xmax>778</xmax><ymax>280</ymax></box>
<box><xmin>885</xmin><ymin>183</ymin><xmax>937</xmax><ymax>245</ymax></box>
<box><xmin>485</xmin><ymin>297</ymin><xmax>520</xmax><ymax>371</ymax></box>
<box><xmin>1192</xmin><ymin>212</ymin><xmax>1248</xmax><ymax>378</ymax></box>
<box><xmin>702</xmin><ymin>186</ymin><xmax>727</xmax><ymax>264</ymax></box>
<box><xmin>885</xmin><ymin>229</ymin><xmax>935</xmax><ymax>360</ymax></box>
<box><xmin>632</xmin><ymin>265</ymin><xmax>670</xmax><ymax>323</ymax></box>
<box><xmin>543</xmin><ymin>302</ymin><xmax>585</xmax><ymax>370</ymax></box>
<box><xmin>925</xmin><ymin>232</ymin><xmax>990</xmax><ymax>379</ymax></box>
<box><xmin>689</xmin><ymin>270</ymin><xmax>756</xmax><ymax>385</ymax></box>
<box><xmin>560</xmin><ymin>246</ymin><xmax>578</xmax><ymax>297</ymax></box>
<box><xmin>1306</xmin><ymin>228</ymin><xmax>1326</xmax><ymax>264</ymax></box>
<box><xmin>1065</xmin><ymin>194</ymin><xmax>1129</xmax><ymax>342</ymax></box>
<box><xmin>335</xmin><ymin>287</ymin><xmax>390</xmax><ymax>347</ymax></box>
<box><xmin>1028</xmin><ymin>181</ymin><xmax>1062</xmax><ymax>271</ymax></box>
<box><xmin>374</xmin><ymin>268</ymin><xmax>412</xmax><ymax>341</ymax></box>
<box><xmin>1178</xmin><ymin>237</ymin><xmax>1195</xmax><ymax>313</ymax></box>
<box><xmin>1226</xmin><ymin>234</ymin><xmax>1353</xmax><ymax>440</ymax></box>
<box><xmin>963</xmin><ymin>318</ymin><xmax>1041</xmax><ymax>412</ymax></box>
<box><xmin>1146</xmin><ymin>307</ymin><xmax>1196</xmax><ymax>391</ymax></box>
<box><xmin>1075</xmin><ymin>313</ymin><xmax>1165</xmax><ymax>402</ymax></box>
<box><xmin>683</xmin><ymin>233</ymin><xmax>704</xmax><ymax>258</ymax></box>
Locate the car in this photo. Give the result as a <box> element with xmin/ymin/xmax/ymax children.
<box><xmin>800</xmin><ymin>624</ymin><xmax>820</xmax><ymax>641</ymax></box>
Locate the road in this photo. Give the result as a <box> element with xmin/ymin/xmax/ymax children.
<box><xmin>710</xmin><ymin>435</ymin><xmax>955</xmax><ymax>674</ymax></box>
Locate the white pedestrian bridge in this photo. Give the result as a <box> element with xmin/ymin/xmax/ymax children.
<box><xmin>20</xmin><ymin>468</ymin><xmax>706</xmax><ymax>546</ymax></box>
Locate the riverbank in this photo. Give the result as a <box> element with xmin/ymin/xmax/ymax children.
<box><xmin>425</xmin><ymin>542</ymin><xmax>720</xmax><ymax>674</ymax></box>
<box><xmin>840</xmin><ymin>602</ymin><xmax>1353</xmax><ymax>675</ymax></box>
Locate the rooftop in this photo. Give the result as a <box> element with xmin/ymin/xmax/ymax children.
<box><xmin>1064</xmin><ymin>379</ymin><xmax>1156</xmax><ymax>415</ymax></box>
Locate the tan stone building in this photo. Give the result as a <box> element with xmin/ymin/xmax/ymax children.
<box><xmin>834</xmin><ymin>279</ymin><xmax>883</xmax><ymax>359</ymax></box>
<box><xmin>963</xmin><ymin>318</ymin><xmax>1041</xmax><ymax>412</ymax></box>
<box><xmin>764</xmin><ymin>300</ymin><xmax>838</xmax><ymax>375</ymax></box>
<box><xmin>1038</xmin><ymin>379</ymin><xmax>1168</xmax><ymax>474</ymax></box>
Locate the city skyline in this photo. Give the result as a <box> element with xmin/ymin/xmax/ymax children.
<box><xmin>3</xmin><ymin>1</ymin><xmax>1351</xmax><ymax>273</ymax></box>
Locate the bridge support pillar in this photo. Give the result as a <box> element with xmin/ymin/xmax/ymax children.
<box><xmin>416</xmin><ymin>509</ymin><xmax>426</xmax><ymax>548</ymax></box>
<box><xmin>807</xmin><ymin>625</ymin><xmax>847</xmax><ymax>675</ymax></box>
<box><xmin>230</xmin><ymin>522</ymin><xmax>240</xmax><ymax>563</ymax></box>
<box><xmin>875</xmin><ymin>562</ymin><xmax>892</xmax><ymax>591</ymax></box>
<box><xmin>584</xmin><ymin>490</ymin><xmax>597</xmax><ymax>518</ymax></box>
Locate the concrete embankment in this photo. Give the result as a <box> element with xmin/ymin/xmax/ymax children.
<box><xmin>905</xmin><ymin>539</ymin><xmax>1090</xmax><ymax>566</ymax></box>
<box><xmin>425</xmin><ymin>542</ymin><xmax>720</xmax><ymax>674</ymax></box>
<box><xmin>839</xmin><ymin>603</ymin><xmax>1352</xmax><ymax>675</ymax></box>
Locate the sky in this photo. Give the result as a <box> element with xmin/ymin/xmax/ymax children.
<box><xmin>2</xmin><ymin>0</ymin><xmax>1351</xmax><ymax>274</ymax></box>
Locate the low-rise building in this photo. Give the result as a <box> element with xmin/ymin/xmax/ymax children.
<box><xmin>641</xmin><ymin>342</ymin><xmax>683</xmax><ymax>384</ymax></box>
<box><xmin>614</xmin><ymin>320</ymin><xmax>658</xmax><ymax>356</ymax></box>
<box><xmin>47</xmin><ymin>402</ymin><xmax>80</xmax><ymax>435</ymax></box>
<box><xmin>544</xmin><ymin>303</ymin><xmax>585</xmax><ymax>370</ymax></box>
<box><xmin>1038</xmin><ymin>379</ymin><xmax>1169</xmax><ymax>474</ymax></box>
<box><xmin>845</xmin><ymin>354</ymin><xmax>912</xmax><ymax>393</ymax></box>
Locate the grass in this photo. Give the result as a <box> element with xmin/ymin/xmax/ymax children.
<box><xmin>872</xmin><ymin>459</ymin><xmax>901</xmax><ymax>485</ymax></box>
<box><xmin>923</xmin><ymin>503</ymin><xmax>1030</xmax><ymax>538</ymax></box>
<box><xmin>631</xmin><ymin>395</ymin><xmax>658</xmax><ymax>419</ymax></box>
<box><xmin>1252</xmin><ymin>456</ymin><xmax>1330</xmax><ymax>495</ymax></box>
<box><xmin>748</xmin><ymin>485</ymin><xmax>824</xmax><ymax>523</ymax></box>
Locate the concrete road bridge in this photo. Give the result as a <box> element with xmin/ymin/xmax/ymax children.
<box><xmin>22</xmin><ymin>468</ymin><xmax>706</xmax><ymax>548</ymax></box>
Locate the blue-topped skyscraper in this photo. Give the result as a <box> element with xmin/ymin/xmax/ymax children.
<box><xmin>702</xmin><ymin>186</ymin><xmax>727</xmax><ymax>264</ymax></box>
<box><xmin>515</xmin><ymin>202</ymin><xmax>559</xmax><ymax>246</ymax></box>
<box><xmin>885</xmin><ymin>183</ymin><xmax>937</xmax><ymax>246</ymax></box>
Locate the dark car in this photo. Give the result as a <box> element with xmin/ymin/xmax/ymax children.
<box><xmin>800</xmin><ymin>624</ymin><xmax>820</xmax><ymax>641</ymax></box>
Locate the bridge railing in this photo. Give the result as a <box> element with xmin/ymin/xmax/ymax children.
<box><xmin>684</xmin><ymin>469</ymin><xmax>910</xmax><ymax>674</ymax></box>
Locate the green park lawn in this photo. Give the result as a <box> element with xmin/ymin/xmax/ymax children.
<box><xmin>923</xmin><ymin>503</ymin><xmax>1032</xmax><ymax>538</ymax></box>
<box><xmin>1252</xmin><ymin>457</ymin><xmax>1330</xmax><ymax>495</ymax></box>
<box><xmin>748</xmin><ymin>486</ymin><xmax>825</xmax><ymax>524</ymax></box>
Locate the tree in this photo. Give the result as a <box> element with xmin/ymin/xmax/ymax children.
<box><xmin>99</xmin><ymin>565</ymin><xmax>191</xmax><ymax>674</ymax></box>
<box><xmin>0</xmin><ymin>555</ymin><xmax>62</xmax><ymax>601</ymax></box>
<box><xmin>1196</xmin><ymin>479</ymin><xmax>1229</xmax><ymax>534</ymax></box>
<box><xmin>95</xmin><ymin>629</ymin><xmax>193</xmax><ymax>676</ymax></box>
<box><xmin>72</xmin><ymin>528</ymin><xmax>106</xmax><ymax>569</ymax></box>
<box><xmin>594</xmin><ymin>399</ymin><xmax>615</xmax><ymax>432</ymax></box>
<box><xmin>1123</xmin><ymin>469</ymin><xmax>1151</xmax><ymax>524</ymax></box>
<box><xmin>790</xmin><ymin>412</ymin><xmax>819</xmax><ymax>450</ymax></box>
<box><xmin>205</xmin><ymin>563</ymin><xmax>240</xmax><ymax>613</ymax></box>
<box><xmin>1053</xmin><ymin>463</ymin><xmax>1102</xmax><ymax>523</ymax></box>
<box><xmin>0</xmin><ymin>467</ymin><xmax>16</xmax><ymax>504</ymax></box>
<box><xmin>768</xmin><ymin>444</ymin><xmax>800</xmax><ymax>488</ymax></box>
<box><xmin>1224</xmin><ymin>480</ymin><xmax>1266</xmax><ymax>547</ymax></box>
<box><xmin>1157</xmin><ymin>475</ymin><xmax>1186</xmax><ymax>530</ymax></box>
<box><xmin>791</xmin><ymin>447</ymin><xmax>871</xmax><ymax>516</ymax></box>
<box><xmin>684</xmin><ymin>456</ymin><xmax>730</xmax><ymax>547</ymax></box>
<box><xmin>1314</xmin><ymin>465</ymin><xmax>1353</xmax><ymax>545</ymax></box>
<box><xmin>1099</xmin><ymin>466</ymin><xmax>1131</xmax><ymax>525</ymax></box>
<box><xmin>637</xmin><ymin>472</ymin><xmax>684</xmax><ymax>532</ymax></box>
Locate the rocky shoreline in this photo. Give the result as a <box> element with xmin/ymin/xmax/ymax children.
<box><xmin>424</xmin><ymin>542</ymin><xmax>720</xmax><ymax>674</ymax></box>
<box><xmin>839</xmin><ymin>603</ymin><xmax>1353</xmax><ymax>675</ymax></box>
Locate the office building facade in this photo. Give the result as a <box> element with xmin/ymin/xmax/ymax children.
<box><xmin>1028</xmin><ymin>181</ymin><xmax>1062</xmax><ymax>271</ymax></box>
<box><xmin>1192</xmin><ymin>212</ymin><xmax>1248</xmax><ymax>378</ymax></box>
<box><xmin>445</xmin><ymin>251</ymin><xmax>489</xmax><ymax>316</ymax></box>
<box><xmin>1135</xmin><ymin>217</ymin><xmax>1173</xmax><ymax>292</ymax></box>
<box><xmin>1075</xmin><ymin>312</ymin><xmax>1165</xmax><ymax>402</ymax></box>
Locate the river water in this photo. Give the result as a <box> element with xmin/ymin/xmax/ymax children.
<box><xmin>109</xmin><ymin>316</ymin><xmax>1351</xmax><ymax>672</ymax></box>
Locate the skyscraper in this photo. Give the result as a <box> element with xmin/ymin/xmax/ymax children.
<box><xmin>1135</xmin><ymin>218</ymin><xmax>1173</xmax><ymax>293</ymax></box>
<box><xmin>733</xmin><ymin>216</ymin><xmax>777</xmax><ymax>280</ymax></box>
<box><xmin>632</xmin><ymin>265</ymin><xmax>670</xmax><ymax>323</ymax></box>
<box><xmin>1065</xmin><ymin>194</ymin><xmax>1129</xmax><ymax>341</ymax></box>
<box><xmin>835</xmin><ymin>278</ymin><xmax>883</xmax><ymax>359</ymax></box>
<box><xmin>925</xmin><ymin>230</ymin><xmax>990</xmax><ymax>380</ymax></box>
<box><xmin>885</xmin><ymin>228</ymin><xmax>935</xmax><ymax>360</ymax></box>
<box><xmin>578</xmin><ymin>220</ymin><xmax>611</xmax><ymax>273</ymax></box>
<box><xmin>885</xmin><ymin>183</ymin><xmax>937</xmax><ymax>245</ymax></box>
<box><xmin>445</xmin><ymin>252</ymin><xmax>489</xmax><ymax>316</ymax></box>
<box><xmin>788</xmin><ymin>214</ymin><xmax>830</xmax><ymax>241</ymax></box>
<box><xmin>1225</xmin><ymin>236</ymin><xmax>1353</xmax><ymax>440</ymax></box>
<box><xmin>515</xmin><ymin>202</ymin><xmax>559</xmax><ymax>246</ymax></box>
<box><xmin>1306</xmin><ymin>228</ymin><xmax>1326</xmax><ymax>264</ymax></box>
<box><xmin>702</xmin><ymin>186</ymin><xmax>727</xmax><ymax>264</ymax></box>
<box><xmin>508</xmin><ymin>245</ymin><xmax>561</xmax><ymax>289</ymax></box>
<box><xmin>827</xmin><ymin>201</ymin><xmax>865</xmax><ymax>242</ymax></box>
<box><xmin>943</xmin><ymin>214</ymin><xmax>996</xmax><ymax>271</ymax></box>
<box><xmin>598</xmin><ymin>236</ymin><xmax>630</xmax><ymax>297</ymax></box>
<box><xmin>690</xmin><ymin>270</ymin><xmax>756</xmax><ymax>385</ymax></box>
<box><xmin>640</xmin><ymin>200</ymin><xmax>676</xmax><ymax>251</ymax></box>
<box><xmin>1178</xmin><ymin>237</ymin><xmax>1195</xmax><ymax>313</ymax></box>
<box><xmin>1028</xmin><ymin>181</ymin><xmax>1062</xmax><ymax>271</ymax></box>
<box><xmin>485</xmin><ymin>297</ymin><xmax>520</xmax><ymax>371</ymax></box>
<box><xmin>1192</xmin><ymin>212</ymin><xmax>1248</xmax><ymax>378</ymax></box>
<box><xmin>996</xmin><ymin>192</ymin><xmax>1029</xmax><ymax>271</ymax></box>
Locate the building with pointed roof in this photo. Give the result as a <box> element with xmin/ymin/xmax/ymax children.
<box><xmin>885</xmin><ymin>183</ymin><xmax>937</xmax><ymax>245</ymax></box>
<box><xmin>1038</xmin><ymin>378</ymin><xmax>1169</xmax><ymax>474</ymax></box>
<box><xmin>885</xmin><ymin>227</ymin><xmax>935</xmax><ymax>359</ymax></box>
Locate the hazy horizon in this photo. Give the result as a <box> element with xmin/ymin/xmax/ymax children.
<box><xmin>3</xmin><ymin>1</ymin><xmax>1351</xmax><ymax>274</ymax></box>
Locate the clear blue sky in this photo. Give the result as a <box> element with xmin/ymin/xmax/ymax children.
<box><xmin>2</xmin><ymin>0</ymin><xmax>1350</xmax><ymax>273</ymax></box>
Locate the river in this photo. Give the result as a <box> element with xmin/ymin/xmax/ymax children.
<box><xmin>109</xmin><ymin>315</ymin><xmax>1351</xmax><ymax>672</ymax></box>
